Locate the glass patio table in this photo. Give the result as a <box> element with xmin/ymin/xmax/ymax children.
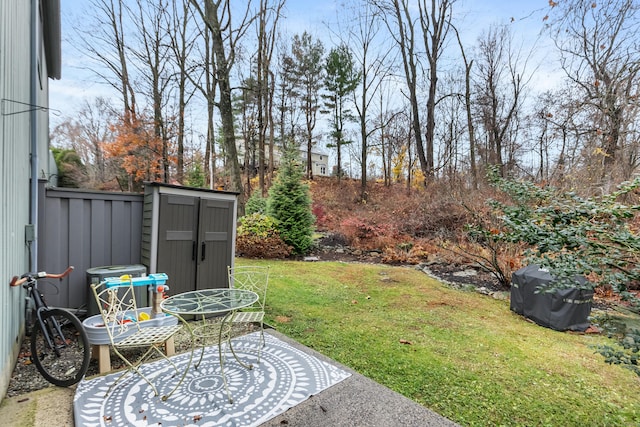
<box><xmin>160</xmin><ymin>288</ymin><xmax>259</xmax><ymax>403</ymax></box>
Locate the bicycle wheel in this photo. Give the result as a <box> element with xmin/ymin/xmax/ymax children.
<box><xmin>30</xmin><ymin>308</ymin><xmax>91</xmax><ymax>387</ymax></box>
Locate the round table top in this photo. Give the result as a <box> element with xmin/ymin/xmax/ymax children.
<box><xmin>160</xmin><ymin>288</ymin><xmax>258</xmax><ymax>316</ymax></box>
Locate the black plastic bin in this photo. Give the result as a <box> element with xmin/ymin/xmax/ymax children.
<box><xmin>86</xmin><ymin>264</ymin><xmax>148</xmax><ymax>316</ymax></box>
<box><xmin>510</xmin><ymin>264</ymin><xmax>593</xmax><ymax>331</ymax></box>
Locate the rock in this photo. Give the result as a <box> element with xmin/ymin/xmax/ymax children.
<box><xmin>453</xmin><ymin>269</ymin><xmax>478</xmax><ymax>277</ymax></box>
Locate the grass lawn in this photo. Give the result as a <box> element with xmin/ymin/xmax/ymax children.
<box><xmin>237</xmin><ymin>258</ymin><xmax>640</xmax><ymax>426</ymax></box>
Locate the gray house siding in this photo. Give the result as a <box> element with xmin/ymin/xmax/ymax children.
<box><xmin>37</xmin><ymin>184</ymin><xmax>144</xmax><ymax>311</ymax></box>
<box><xmin>1</xmin><ymin>0</ymin><xmax>61</xmax><ymax>401</ymax></box>
<box><xmin>141</xmin><ymin>190</ymin><xmax>155</xmax><ymax>269</ymax></box>
<box><xmin>0</xmin><ymin>0</ymin><xmax>32</xmax><ymax>399</ymax></box>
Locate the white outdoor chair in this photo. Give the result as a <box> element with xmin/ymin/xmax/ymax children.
<box><xmin>228</xmin><ymin>265</ymin><xmax>270</xmax><ymax>362</ymax></box>
<box><xmin>90</xmin><ymin>277</ymin><xmax>182</xmax><ymax>398</ymax></box>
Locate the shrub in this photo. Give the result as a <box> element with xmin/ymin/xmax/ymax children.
<box><xmin>267</xmin><ymin>148</ymin><xmax>315</xmax><ymax>255</ymax></box>
<box><xmin>339</xmin><ymin>216</ymin><xmax>398</xmax><ymax>250</ymax></box>
<box><xmin>51</xmin><ymin>147</ymin><xmax>87</xmax><ymax>188</ymax></box>
<box><xmin>478</xmin><ymin>166</ymin><xmax>640</xmax><ymax>298</ymax></box>
<box><xmin>472</xmin><ymin>166</ymin><xmax>640</xmax><ymax>376</ymax></box>
<box><xmin>245</xmin><ymin>192</ymin><xmax>268</xmax><ymax>215</ymax></box>
<box><xmin>592</xmin><ymin>313</ymin><xmax>640</xmax><ymax>377</ymax></box>
<box><xmin>237</xmin><ymin>213</ymin><xmax>278</xmax><ymax>237</ymax></box>
<box><xmin>236</xmin><ymin>234</ymin><xmax>292</xmax><ymax>259</ymax></box>
<box><xmin>236</xmin><ymin>213</ymin><xmax>292</xmax><ymax>259</ymax></box>
<box><xmin>312</xmin><ymin>202</ymin><xmax>330</xmax><ymax>231</ymax></box>
<box><xmin>381</xmin><ymin>242</ymin><xmax>432</xmax><ymax>264</ymax></box>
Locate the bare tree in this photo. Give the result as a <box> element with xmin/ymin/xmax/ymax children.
<box><xmin>82</xmin><ymin>0</ymin><xmax>137</xmax><ymax>123</ymax></box>
<box><xmin>236</xmin><ymin>76</ymin><xmax>259</xmax><ymax>191</ymax></box>
<box><xmin>453</xmin><ymin>25</ymin><xmax>477</xmax><ymax>189</ymax></box>
<box><xmin>338</xmin><ymin>0</ymin><xmax>393</xmax><ymax>199</ymax></box>
<box><xmin>50</xmin><ymin>98</ymin><xmax>118</xmax><ymax>189</ymax></box>
<box><xmin>534</xmin><ymin>86</ymin><xmax>597</xmax><ymax>186</ymax></box>
<box><xmin>436</xmin><ymin>72</ymin><xmax>466</xmax><ymax>182</ymax></box>
<box><xmin>374</xmin><ymin>0</ymin><xmax>426</xmax><ymax>180</ymax></box>
<box><xmin>255</xmin><ymin>0</ymin><xmax>285</xmax><ymax>195</ymax></box>
<box><xmin>190</xmin><ymin>0</ymin><xmax>257</xmax><ymax>210</ymax></box>
<box><xmin>80</xmin><ymin>0</ymin><xmax>181</xmax><ymax>186</ymax></box>
<box><xmin>130</xmin><ymin>0</ymin><xmax>174</xmax><ymax>182</ymax></box>
<box><xmin>373</xmin><ymin>0</ymin><xmax>455</xmax><ymax>182</ymax></box>
<box><xmin>548</xmin><ymin>0</ymin><xmax>640</xmax><ymax>186</ymax></box>
<box><xmin>418</xmin><ymin>0</ymin><xmax>455</xmax><ymax>179</ymax></box>
<box><xmin>473</xmin><ymin>25</ymin><xmax>531</xmax><ymax>177</ymax></box>
<box><xmin>167</xmin><ymin>0</ymin><xmax>198</xmax><ymax>184</ymax></box>
<box><xmin>185</xmin><ymin>8</ymin><xmax>218</xmax><ymax>188</ymax></box>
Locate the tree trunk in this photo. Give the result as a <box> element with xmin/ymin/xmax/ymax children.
<box><xmin>193</xmin><ymin>0</ymin><xmax>245</xmax><ymax>211</ymax></box>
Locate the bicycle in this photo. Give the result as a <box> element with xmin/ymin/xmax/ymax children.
<box><xmin>10</xmin><ymin>266</ymin><xmax>91</xmax><ymax>387</ymax></box>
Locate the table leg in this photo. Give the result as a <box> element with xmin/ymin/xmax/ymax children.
<box><xmin>218</xmin><ymin>311</ymin><xmax>234</xmax><ymax>403</ymax></box>
<box><xmin>161</xmin><ymin>315</ymin><xmax>194</xmax><ymax>401</ymax></box>
<box><xmin>194</xmin><ymin>314</ymin><xmax>208</xmax><ymax>370</ymax></box>
<box><xmin>217</xmin><ymin>310</ymin><xmax>256</xmax><ymax>404</ymax></box>
<box><xmin>226</xmin><ymin>330</ymin><xmax>254</xmax><ymax>370</ymax></box>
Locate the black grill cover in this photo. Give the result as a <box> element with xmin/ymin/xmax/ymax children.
<box><xmin>510</xmin><ymin>265</ymin><xmax>593</xmax><ymax>332</ymax></box>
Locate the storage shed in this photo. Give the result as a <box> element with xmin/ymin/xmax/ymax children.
<box><xmin>141</xmin><ymin>183</ymin><xmax>238</xmax><ymax>295</ymax></box>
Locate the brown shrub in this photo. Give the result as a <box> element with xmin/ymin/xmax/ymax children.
<box><xmin>308</xmin><ymin>176</ymin><xmax>519</xmax><ymax>272</ymax></box>
<box><xmin>236</xmin><ymin>235</ymin><xmax>292</xmax><ymax>259</ymax></box>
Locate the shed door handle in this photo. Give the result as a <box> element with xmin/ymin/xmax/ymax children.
<box><xmin>201</xmin><ymin>242</ymin><xmax>206</xmax><ymax>261</ymax></box>
<box><xmin>192</xmin><ymin>241</ymin><xmax>196</xmax><ymax>261</ymax></box>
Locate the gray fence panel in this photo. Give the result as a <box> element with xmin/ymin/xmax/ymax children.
<box><xmin>38</xmin><ymin>183</ymin><xmax>144</xmax><ymax>312</ymax></box>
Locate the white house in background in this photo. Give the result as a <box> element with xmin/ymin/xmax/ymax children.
<box><xmin>303</xmin><ymin>149</ymin><xmax>330</xmax><ymax>177</ymax></box>
<box><xmin>236</xmin><ymin>141</ymin><xmax>330</xmax><ymax>177</ymax></box>
<box><xmin>0</xmin><ymin>0</ymin><xmax>61</xmax><ymax>400</ymax></box>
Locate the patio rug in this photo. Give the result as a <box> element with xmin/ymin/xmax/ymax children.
<box><xmin>73</xmin><ymin>332</ymin><xmax>351</xmax><ymax>426</ymax></box>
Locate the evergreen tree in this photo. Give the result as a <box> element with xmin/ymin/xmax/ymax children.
<box><xmin>267</xmin><ymin>148</ymin><xmax>315</xmax><ymax>254</ymax></box>
<box><xmin>52</xmin><ymin>147</ymin><xmax>87</xmax><ymax>188</ymax></box>
<box><xmin>245</xmin><ymin>191</ymin><xmax>268</xmax><ymax>215</ymax></box>
<box><xmin>185</xmin><ymin>161</ymin><xmax>206</xmax><ymax>188</ymax></box>
<box><xmin>322</xmin><ymin>44</ymin><xmax>360</xmax><ymax>182</ymax></box>
<box><xmin>289</xmin><ymin>32</ymin><xmax>325</xmax><ymax>179</ymax></box>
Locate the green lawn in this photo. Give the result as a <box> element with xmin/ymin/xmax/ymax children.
<box><xmin>238</xmin><ymin>258</ymin><xmax>640</xmax><ymax>426</ymax></box>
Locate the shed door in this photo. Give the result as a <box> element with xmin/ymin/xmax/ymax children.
<box><xmin>196</xmin><ymin>199</ymin><xmax>234</xmax><ymax>290</ymax></box>
<box><xmin>157</xmin><ymin>194</ymin><xmax>198</xmax><ymax>295</ymax></box>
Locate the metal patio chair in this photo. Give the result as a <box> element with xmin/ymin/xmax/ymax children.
<box><xmin>228</xmin><ymin>265</ymin><xmax>270</xmax><ymax>362</ymax></box>
<box><xmin>90</xmin><ymin>276</ymin><xmax>182</xmax><ymax>398</ymax></box>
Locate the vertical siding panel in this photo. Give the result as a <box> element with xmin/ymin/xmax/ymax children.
<box><xmin>61</xmin><ymin>198</ymin><xmax>83</xmax><ymax>308</ymax></box>
<box><xmin>90</xmin><ymin>199</ymin><xmax>106</xmax><ymax>264</ymax></box>
<box><xmin>111</xmin><ymin>200</ymin><xmax>129</xmax><ymax>263</ymax></box>
<box><xmin>1</xmin><ymin>0</ymin><xmax>46</xmax><ymax>399</ymax></box>
<box><xmin>141</xmin><ymin>190</ymin><xmax>154</xmax><ymax>267</ymax></box>
<box><xmin>103</xmin><ymin>199</ymin><xmax>113</xmax><ymax>266</ymax></box>
<box><xmin>39</xmin><ymin>189</ymin><xmax>144</xmax><ymax>311</ymax></box>
<box><xmin>44</xmin><ymin>194</ymin><xmax>62</xmax><ymax>267</ymax></box>
<box><xmin>131</xmin><ymin>198</ymin><xmax>143</xmax><ymax>267</ymax></box>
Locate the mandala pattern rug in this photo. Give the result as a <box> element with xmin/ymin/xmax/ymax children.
<box><xmin>73</xmin><ymin>332</ymin><xmax>351</xmax><ymax>426</ymax></box>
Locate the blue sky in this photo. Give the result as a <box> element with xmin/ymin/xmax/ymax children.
<box><xmin>50</xmin><ymin>0</ymin><xmax>555</xmax><ymax>122</ymax></box>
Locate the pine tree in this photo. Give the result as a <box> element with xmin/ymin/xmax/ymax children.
<box><xmin>322</xmin><ymin>44</ymin><xmax>360</xmax><ymax>182</ymax></box>
<box><xmin>267</xmin><ymin>148</ymin><xmax>315</xmax><ymax>254</ymax></box>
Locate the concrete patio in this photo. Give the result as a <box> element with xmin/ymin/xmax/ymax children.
<box><xmin>1</xmin><ymin>330</ymin><xmax>459</xmax><ymax>426</ymax></box>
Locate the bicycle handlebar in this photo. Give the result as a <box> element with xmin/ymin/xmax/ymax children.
<box><xmin>9</xmin><ymin>266</ymin><xmax>74</xmax><ymax>287</ymax></box>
